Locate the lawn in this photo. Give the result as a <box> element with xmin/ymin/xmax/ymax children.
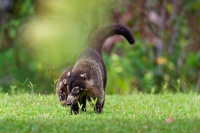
<box><xmin>0</xmin><ymin>92</ymin><xmax>199</xmax><ymax>133</ymax></box>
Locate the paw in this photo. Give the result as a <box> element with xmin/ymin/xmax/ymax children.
<box><xmin>95</xmin><ymin>105</ymin><xmax>102</xmax><ymax>113</ymax></box>
<box><xmin>71</xmin><ymin>110</ymin><xmax>79</xmax><ymax>115</ymax></box>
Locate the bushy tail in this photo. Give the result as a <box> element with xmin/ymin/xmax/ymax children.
<box><xmin>89</xmin><ymin>23</ymin><xmax>135</xmax><ymax>56</ymax></box>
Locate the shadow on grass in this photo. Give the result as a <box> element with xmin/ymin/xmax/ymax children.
<box><xmin>0</xmin><ymin>118</ymin><xmax>199</xmax><ymax>133</ymax></box>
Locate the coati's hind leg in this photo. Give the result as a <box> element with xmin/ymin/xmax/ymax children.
<box><xmin>95</xmin><ymin>95</ymin><xmax>105</xmax><ymax>113</ymax></box>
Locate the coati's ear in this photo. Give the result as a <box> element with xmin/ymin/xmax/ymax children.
<box><xmin>63</xmin><ymin>79</ymin><xmax>67</xmax><ymax>84</ymax></box>
<box><xmin>80</xmin><ymin>73</ymin><xmax>87</xmax><ymax>79</ymax></box>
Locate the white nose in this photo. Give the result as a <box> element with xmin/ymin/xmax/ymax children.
<box><xmin>66</xmin><ymin>95</ymin><xmax>74</xmax><ymax>105</ymax></box>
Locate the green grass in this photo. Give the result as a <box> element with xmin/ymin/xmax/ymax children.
<box><xmin>0</xmin><ymin>93</ymin><xmax>199</xmax><ymax>133</ymax></box>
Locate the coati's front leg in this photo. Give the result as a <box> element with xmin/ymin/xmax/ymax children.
<box><xmin>70</xmin><ymin>95</ymin><xmax>87</xmax><ymax>114</ymax></box>
<box><xmin>81</xmin><ymin>95</ymin><xmax>87</xmax><ymax>112</ymax></box>
<box><xmin>71</xmin><ymin>103</ymin><xmax>79</xmax><ymax>115</ymax></box>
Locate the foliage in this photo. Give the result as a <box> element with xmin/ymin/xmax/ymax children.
<box><xmin>0</xmin><ymin>0</ymin><xmax>111</xmax><ymax>93</ymax></box>
<box><xmin>104</xmin><ymin>42</ymin><xmax>155</xmax><ymax>94</ymax></box>
<box><xmin>0</xmin><ymin>0</ymin><xmax>36</xmax><ymax>91</ymax></box>
<box><xmin>0</xmin><ymin>0</ymin><xmax>200</xmax><ymax>94</ymax></box>
<box><xmin>0</xmin><ymin>92</ymin><xmax>199</xmax><ymax>132</ymax></box>
<box><xmin>104</xmin><ymin>0</ymin><xmax>200</xmax><ymax>94</ymax></box>
<box><xmin>104</xmin><ymin>40</ymin><xmax>200</xmax><ymax>94</ymax></box>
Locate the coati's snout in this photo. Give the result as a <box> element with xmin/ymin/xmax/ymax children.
<box><xmin>66</xmin><ymin>99</ymin><xmax>72</xmax><ymax>105</ymax></box>
<box><xmin>66</xmin><ymin>95</ymin><xmax>75</xmax><ymax>106</ymax></box>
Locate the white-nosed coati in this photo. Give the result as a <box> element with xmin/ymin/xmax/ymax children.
<box><xmin>56</xmin><ymin>23</ymin><xmax>135</xmax><ymax>114</ymax></box>
<box><xmin>56</xmin><ymin>66</ymin><xmax>73</xmax><ymax>106</ymax></box>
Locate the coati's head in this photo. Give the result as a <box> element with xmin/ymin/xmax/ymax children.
<box><xmin>56</xmin><ymin>78</ymin><xmax>68</xmax><ymax>106</ymax></box>
<box><xmin>56</xmin><ymin>66</ymin><xmax>73</xmax><ymax>106</ymax></box>
<box><xmin>65</xmin><ymin>71</ymin><xmax>88</xmax><ymax>106</ymax></box>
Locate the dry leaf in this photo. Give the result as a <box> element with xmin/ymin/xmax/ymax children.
<box><xmin>165</xmin><ymin>118</ymin><xmax>174</xmax><ymax>123</ymax></box>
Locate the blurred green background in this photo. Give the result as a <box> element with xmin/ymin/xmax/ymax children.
<box><xmin>0</xmin><ymin>0</ymin><xmax>200</xmax><ymax>94</ymax></box>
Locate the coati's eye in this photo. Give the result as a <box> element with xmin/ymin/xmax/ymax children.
<box><xmin>73</xmin><ymin>86</ymin><xmax>80</xmax><ymax>94</ymax></box>
<box><xmin>76</xmin><ymin>90</ymin><xmax>79</xmax><ymax>94</ymax></box>
<box><xmin>59</xmin><ymin>92</ymin><xmax>66</xmax><ymax>101</ymax></box>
